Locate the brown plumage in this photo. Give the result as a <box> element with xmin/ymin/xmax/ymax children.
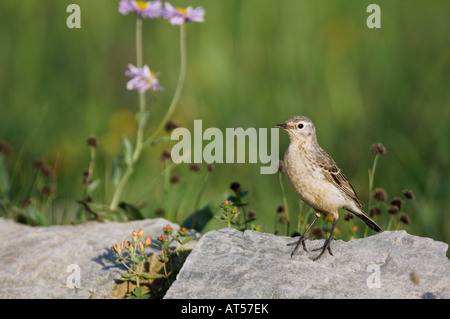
<box><xmin>276</xmin><ymin>116</ymin><xmax>381</xmax><ymax>261</ymax></box>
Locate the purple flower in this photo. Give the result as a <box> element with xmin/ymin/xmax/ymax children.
<box><xmin>119</xmin><ymin>0</ymin><xmax>162</xmax><ymax>18</ymax></box>
<box><xmin>125</xmin><ymin>64</ymin><xmax>162</xmax><ymax>93</ymax></box>
<box><xmin>162</xmin><ymin>2</ymin><xmax>205</xmax><ymax>25</ymax></box>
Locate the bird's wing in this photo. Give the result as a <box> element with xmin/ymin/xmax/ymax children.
<box><xmin>316</xmin><ymin>148</ymin><xmax>364</xmax><ymax>207</ymax></box>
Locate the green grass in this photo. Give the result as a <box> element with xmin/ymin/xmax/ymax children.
<box><xmin>0</xmin><ymin>1</ymin><xmax>449</xmax><ymax>248</ymax></box>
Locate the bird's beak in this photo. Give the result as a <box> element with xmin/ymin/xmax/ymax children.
<box><xmin>275</xmin><ymin>123</ymin><xmax>287</xmax><ymax>129</ymax></box>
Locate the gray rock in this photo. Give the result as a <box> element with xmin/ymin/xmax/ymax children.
<box><xmin>0</xmin><ymin>217</ymin><xmax>197</xmax><ymax>299</ymax></box>
<box><xmin>165</xmin><ymin>228</ymin><xmax>450</xmax><ymax>299</ymax></box>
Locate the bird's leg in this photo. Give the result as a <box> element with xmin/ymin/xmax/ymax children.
<box><xmin>287</xmin><ymin>214</ymin><xmax>320</xmax><ymax>257</ymax></box>
<box><xmin>312</xmin><ymin>217</ymin><xmax>337</xmax><ymax>261</ymax></box>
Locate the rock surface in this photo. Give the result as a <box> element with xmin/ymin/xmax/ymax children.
<box><xmin>165</xmin><ymin>228</ymin><xmax>450</xmax><ymax>299</ymax></box>
<box><xmin>0</xmin><ymin>217</ymin><xmax>197</xmax><ymax>299</ymax></box>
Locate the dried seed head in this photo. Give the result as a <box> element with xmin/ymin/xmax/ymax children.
<box><xmin>391</xmin><ymin>197</ymin><xmax>403</xmax><ymax>210</ymax></box>
<box><xmin>86</xmin><ymin>135</ymin><xmax>98</xmax><ymax>148</ymax></box>
<box><xmin>247</xmin><ymin>210</ymin><xmax>256</xmax><ymax>219</ymax></box>
<box><xmin>34</xmin><ymin>160</ymin><xmax>51</xmax><ymax>178</ymax></box>
<box><xmin>372</xmin><ymin>188</ymin><xmax>387</xmax><ymax>201</ymax></box>
<box><xmin>41</xmin><ymin>185</ymin><xmax>51</xmax><ymax>196</ymax></box>
<box><xmin>343</xmin><ymin>213</ymin><xmax>354</xmax><ymax>221</ymax></box>
<box><xmin>0</xmin><ymin>140</ymin><xmax>11</xmax><ymax>156</ymax></box>
<box><xmin>369</xmin><ymin>207</ymin><xmax>382</xmax><ymax>217</ymax></box>
<box><xmin>388</xmin><ymin>205</ymin><xmax>399</xmax><ymax>215</ymax></box>
<box><xmin>164</xmin><ymin>120</ymin><xmax>180</xmax><ymax>133</ymax></box>
<box><xmin>402</xmin><ymin>190</ymin><xmax>415</xmax><ymax>200</ymax></box>
<box><xmin>278</xmin><ymin>215</ymin><xmax>287</xmax><ymax>225</ymax></box>
<box><xmin>160</xmin><ymin>150</ymin><xmax>172</xmax><ymax>161</ymax></box>
<box><xmin>400</xmin><ymin>213</ymin><xmax>411</xmax><ymax>225</ymax></box>
<box><xmin>312</xmin><ymin>227</ymin><xmax>324</xmax><ymax>239</ymax></box>
<box><xmin>371</xmin><ymin>143</ymin><xmax>387</xmax><ymax>156</ymax></box>
<box><xmin>189</xmin><ymin>163</ymin><xmax>202</xmax><ymax>172</ymax></box>
<box><xmin>230</xmin><ymin>182</ymin><xmax>242</xmax><ymax>193</ymax></box>
<box><xmin>276</xmin><ymin>205</ymin><xmax>285</xmax><ymax>213</ymax></box>
<box><xmin>170</xmin><ymin>175</ymin><xmax>181</xmax><ymax>184</ymax></box>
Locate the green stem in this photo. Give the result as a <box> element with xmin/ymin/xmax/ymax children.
<box><xmin>278</xmin><ymin>171</ymin><xmax>290</xmax><ymax>236</ymax></box>
<box><xmin>109</xmin><ymin>18</ymin><xmax>145</xmax><ymax>211</ymax></box>
<box><xmin>163</xmin><ymin>160</ymin><xmax>171</xmax><ymax>219</ymax></box>
<box><xmin>136</xmin><ymin>18</ymin><xmax>143</xmax><ymax>68</ymax></box>
<box><xmin>132</xmin><ymin>18</ymin><xmax>146</xmax><ymax>163</ymax></box>
<box><xmin>364</xmin><ymin>155</ymin><xmax>379</xmax><ymax>237</ymax></box>
<box><xmin>192</xmin><ymin>170</ymin><xmax>210</xmax><ymax>228</ymax></box>
<box><xmin>121</xmin><ymin>260</ymin><xmax>135</xmax><ymax>274</ymax></box>
<box><xmin>144</xmin><ymin>24</ymin><xmax>187</xmax><ymax>146</ymax></box>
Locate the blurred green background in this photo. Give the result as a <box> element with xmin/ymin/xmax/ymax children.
<box><xmin>0</xmin><ymin>0</ymin><xmax>449</xmax><ymax>246</ymax></box>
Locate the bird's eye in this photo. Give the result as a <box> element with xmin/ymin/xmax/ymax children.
<box><xmin>298</xmin><ymin>123</ymin><xmax>304</xmax><ymax>129</ymax></box>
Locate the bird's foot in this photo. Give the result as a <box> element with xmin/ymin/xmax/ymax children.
<box><xmin>312</xmin><ymin>238</ymin><xmax>334</xmax><ymax>261</ymax></box>
<box><xmin>287</xmin><ymin>235</ymin><xmax>310</xmax><ymax>257</ymax></box>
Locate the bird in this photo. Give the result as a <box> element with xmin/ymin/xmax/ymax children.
<box><xmin>276</xmin><ymin>116</ymin><xmax>381</xmax><ymax>261</ymax></box>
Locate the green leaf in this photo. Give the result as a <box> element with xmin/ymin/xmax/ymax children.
<box><xmin>133</xmin><ymin>286</ymin><xmax>150</xmax><ymax>299</ymax></box>
<box><xmin>106</xmin><ymin>209</ymin><xmax>128</xmax><ymax>222</ymax></box>
<box><xmin>0</xmin><ymin>155</ymin><xmax>10</xmax><ymax>198</ymax></box>
<box><xmin>181</xmin><ymin>236</ymin><xmax>195</xmax><ymax>245</ymax></box>
<box><xmin>162</xmin><ymin>240</ymin><xmax>172</xmax><ymax>251</ymax></box>
<box><xmin>181</xmin><ymin>204</ymin><xmax>214</xmax><ymax>232</ymax></box>
<box><xmin>24</xmin><ymin>205</ymin><xmax>48</xmax><ymax>226</ymax></box>
<box><xmin>110</xmin><ymin>154</ymin><xmax>123</xmax><ymax>186</ymax></box>
<box><xmin>150</xmin><ymin>136</ymin><xmax>172</xmax><ymax>146</ymax></box>
<box><xmin>120</xmin><ymin>273</ymin><xmax>135</xmax><ymax>281</ymax></box>
<box><xmin>227</xmin><ymin>196</ymin><xmax>240</xmax><ymax>204</ymax></box>
<box><xmin>122</xmin><ymin>136</ymin><xmax>133</xmax><ymax>166</ymax></box>
<box><xmin>86</xmin><ymin>178</ymin><xmax>101</xmax><ymax>194</ymax></box>
<box><xmin>131</xmin><ymin>255</ymin><xmax>144</xmax><ymax>263</ymax></box>
<box><xmin>139</xmin><ymin>273</ymin><xmax>156</xmax><ymax>279</ymax></box>
<box><xmin>227</xmin><ymin>196</ymin><xmax>249</xmax><ymax>207</ymax></box>
<box><xmin>118</xmin><ymin>201</ymin><xmax>144</xmax><ymax>220</ymax></box>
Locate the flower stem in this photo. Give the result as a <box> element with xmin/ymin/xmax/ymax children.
<box><xmin>364</xmin><ymin>155</ymin><xmax>379</xmax><ymax>237</ymax></box>
<box><xmin>109</xmin><ymin>18</ymin><xmax>145</xmax><ymax>211</ymax></box>
<box><xmin>144</xmin><ymin>24</ymin><xmax>187</xmax><ymax>146</ymax></box>
<box><xmin>192</xmin><ymin>170</ymin><xmax>210</xmax><ymax>228</ymax></box>
<box><xmin>136</xmin><ymin>18</ymin><xmax>143</xmax><ymax>68</ymax></box>
<box><xmin>278</xmin><ymin>171</ymin><xmax>290</xmax><ymax>236</ymax></box>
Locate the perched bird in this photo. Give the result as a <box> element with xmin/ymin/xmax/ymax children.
<box><xmin>276</xmin><ymin>116</ymin><xmax>381</xmax><ymax>261</ymax></box>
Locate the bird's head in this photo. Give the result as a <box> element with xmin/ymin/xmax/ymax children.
<box><xmin>275</xmin><ymin>116</ymin><xmax>317</xmax><ymax>144</ymax></box>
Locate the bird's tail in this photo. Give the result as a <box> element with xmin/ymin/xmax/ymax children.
<box><xmin>348</xmin><ymin>207</ymin><xmax>382</xmax><ymax>232</ymax></box>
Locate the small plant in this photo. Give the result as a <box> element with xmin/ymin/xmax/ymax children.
<box><xmin>111</xmin><ymin>228</ymin><xmax>154</xmax><ymax>299</ymax></box>
<box><xmin>214</xmin><ymin>182</ymin><xmax>259</xmax><ymax>231</ymax></box>
<box><xmin>111</xmin><ymin>224</ymin><xmax>194</xmax><ymax>299</ymax></box>
<box><xmin>0</xmin><ymin>140</ymin><xmax>62</xmax><ymax>226</ymax></box>
<box><xmin>215</xmin><ymin>199</ymin><xmax>241</xmax><ymax>228</ymax></box>
<box><xmin>156</xmin><ymin>225</ymin><xmax>194</xmax><ymax>286</ymax></box>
